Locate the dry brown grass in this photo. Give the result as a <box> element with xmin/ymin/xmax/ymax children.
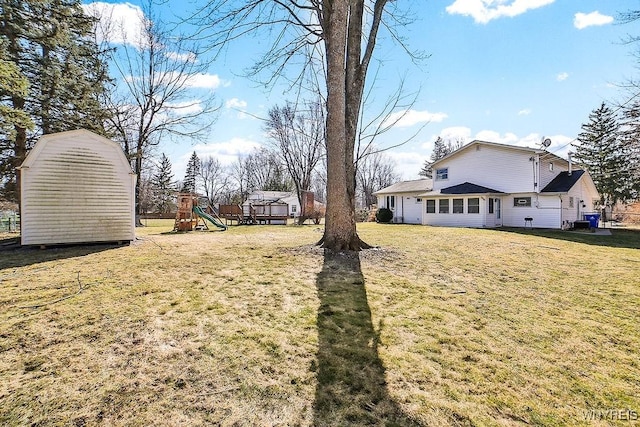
<box><xmin>1</xmin><ymin>221</ymin><xmax>639</xmax><ymax>426</ymax></box>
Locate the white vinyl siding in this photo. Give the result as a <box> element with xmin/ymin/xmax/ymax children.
<box><xmin>432</xmin><ymin>144</ymin><xmax>538</xmax><ymax>193</ymax></box>
<box><xmin>539</xmin><ymin>157</ymin><xmax>568</xmax><ymax>190</ymax></box>
<box><xmin>21</xmin><ymin>130</ymin><xmax>135</xmax><ymax>245</ymax></box>
<box><xmin>502</xmin><ymin>194</ymin><xmax>561</xmax><ymax>228</ymax></box>
<box><xmin>375</xmin><ymin>193</ymin><xmax>424</xmax><ymax>224</ymax></box>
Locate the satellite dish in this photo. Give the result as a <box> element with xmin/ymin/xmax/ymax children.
<box><xmin>541</xmin><ymin>138</ymin><xmax>552</xmax><ymax>148</ymax></box>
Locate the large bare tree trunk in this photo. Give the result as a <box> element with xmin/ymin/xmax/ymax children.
<box><xmin>319</xmin><ymin>0</ymin><xmax>370</xmax><ymax>251</ymax></box>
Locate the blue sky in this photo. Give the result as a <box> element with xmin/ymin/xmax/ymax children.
<box><xmin>83</xmin><ymin>0</ymin><xmax>640</xmax><ymax>180</ymax></box>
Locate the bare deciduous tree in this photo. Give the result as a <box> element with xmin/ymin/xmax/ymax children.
<box><xmin>356</xmin><ymin>148</ymin><xmax>400</xmax><ymax>208</ymax></box>
<box><xmin>265</xmin><ymin>100</ymin><xmax>325</xmax><ymax>223</ymax></box>
<box><xmin>199</xmin><ymin>155</ymin><xmax>229</xmax><ymax>205</ymax></box>
<box><xmin>91</xmin><ymin>1</ymin><xmax>220</xmax><ymax>222</ymax></box>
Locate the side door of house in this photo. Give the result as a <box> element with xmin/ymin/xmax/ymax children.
<box><xmin>494</xmin><ymin>198</ymin><xmax>502</xmax><ymax>226</ymax></box>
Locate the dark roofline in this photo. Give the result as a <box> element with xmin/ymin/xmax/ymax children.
<box><xmin>440</xmin><ymin>182</ymin><xmax>504</xmax><ymax>194</ymax></box>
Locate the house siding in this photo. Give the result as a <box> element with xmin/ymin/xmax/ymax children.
<box><xmin>21</xmin><ymin>130</ymin><xmax>135</xmax><ymax>245</ymax></box>
<box><xmin>377</xmin><ymin>193</ymin><xmax>424</xmax><ymax>224</ymax></box>
<box><xmin>433</xmin><ymin>145</ymin><xmax>536</xmax><ymax>193</ymax></box>
<box><xmin>539</xmin><ymin>157</ymin><xmax>568</xmax><ymax>191</ymax></box>
<box><xmin>502</xmin><ymin>193</ymin><xmax>561</xmax><ymax>228</ymax></box>
<box><xmin>561</xmin><ymin>174</ymin><xmax>600</xmax><ymax>227</ymax></box>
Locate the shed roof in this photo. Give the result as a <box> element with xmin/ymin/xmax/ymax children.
<box><xmin>20</xmin><ymin>129</ymin><xmax>133</xmax><ymax>172</ymax></box>
<box><xmin>541</xmin><ymin>170</ymin><xmax>585</xmax><ymax>193</ymax></box>
<box><xmin>373</xmin><ymin>179</ymin><xmax>432</xmax><ymax>195</ymax></box>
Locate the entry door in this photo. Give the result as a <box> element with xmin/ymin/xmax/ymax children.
<box><xmin>495</xmin><ymin>198</ymin><xmax>502</xmax><ymax>226</ymax></box>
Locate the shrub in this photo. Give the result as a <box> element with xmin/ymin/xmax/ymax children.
<box><xmin>376</xmin><ymin>207</ymin><xmax>393</xmax><ymax>223</ymax></box>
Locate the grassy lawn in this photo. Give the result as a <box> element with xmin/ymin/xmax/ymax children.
<box><xmin>1</xmin><ymin>221</ymin><xmax>639</xmax><ymax>426</ymax></box>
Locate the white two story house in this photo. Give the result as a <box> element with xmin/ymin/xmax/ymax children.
<box><xmin>417</xmin><ymin>140</ymin><xmax>599</xmax><ymax>229</ymax></box>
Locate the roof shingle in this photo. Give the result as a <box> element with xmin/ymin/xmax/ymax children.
<box><xmin>541</xmin><ymin>170</ymin><xmax>584</xmax><ymax>193</ymax></box>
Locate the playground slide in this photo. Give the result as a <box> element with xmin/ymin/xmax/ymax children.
<box><xmin>193</xmin><ymin>206</ymin><xmax>227</xmax><ymax>230</ymax></box>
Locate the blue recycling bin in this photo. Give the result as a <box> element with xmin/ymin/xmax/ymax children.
<box><xmin>583</xmin><ymin>213</ymin><xmax>600</xmax><ymax>228</ymax></box>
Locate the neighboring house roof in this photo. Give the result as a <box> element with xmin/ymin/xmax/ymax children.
<box><xmin>373</xmin><ymin>179</ymin><xmax>432</xmax><ymax>195</ymax></box>
<box><xmin>541</xmin><ymin>170</ymin><xmax>585</xmax><ymax>193</ymax></box>
<box><xmin>440</xmin><ymin>182</ymin><xmax>504</xmax><ymax>194</ymax></box>
<box><xmin>431</xmin><ymin>139</ymin><xmax>568</xmax><ymax>168</ymax></box>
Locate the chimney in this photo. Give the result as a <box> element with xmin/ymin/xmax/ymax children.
<box><xmin>567</xmin><ymin>151</ymin><xmax>573</xmax><ymax>176</ymax></box>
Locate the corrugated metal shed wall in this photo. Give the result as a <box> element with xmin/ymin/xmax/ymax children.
<box><xmin>20</xmin><ymin>130</ymin><xmax>135</xmax><ymax>245</ymax></box>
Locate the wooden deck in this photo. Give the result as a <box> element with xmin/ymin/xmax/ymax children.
<box><xmin>217</xmin><ymin>204</ymin><xmax>289</xmax><ymax>225</ymax></box>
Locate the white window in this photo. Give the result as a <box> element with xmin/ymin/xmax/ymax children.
<box><xmin>514</xmin><ymin>197</ymin><xmax>532</xmax><ymax>207</ymax></box>
<box><xmin>435</xmin><ymin>168</ymin><xmax>448</xmax><ymax>180</ymax></box>
<box><xmin>569</xmin><ymin>197</ymin><xmax>574</xmax><ymax>208</ymax></box>
<box><xmin>549</xmin><ymin>162</ymin><xmax>554</xmax><ymax>172</ymax></box>
<box><xmin>386</xmin><ymin>195</ymin><xmax>395</xmax><ymax>209</ymax></box>
<box><xmin>426</xmin><ymin>199</ymin><xmax>436</xmax><ymax>213</ymax></box>
<box><xmin>291</xmin><ymin>205</ymin><xmax>297</xmax><ymax>213</ymax></box>
<box><xmin>488</xmin><ymin>198</ymin><xmax>494</xmax><ymax>214</ymax></box>
<box><xmin>452</xmin><ymin>198</ymin><xmax>464</xmax><ymax>214</ymax></box>
<box><xmin>439</xmin><ymin>199</ymin><xmax>449</xmax><ymax>214</ymax></box>
<box><xmin>468</xmin><ymin>198</ymin><xmax>480</xmax><ymax>214</ymax></box>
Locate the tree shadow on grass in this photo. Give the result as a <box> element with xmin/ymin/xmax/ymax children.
<box><xmin>0</xmin><ymin>240</ymin><xmax>126</xmax><ymax>270</ymax></box>
<box><xmin>314</xmin><ymin>249</ymin><xmax>422</xmax><ymax>426</ymax></box>
<box><xmin>496</xmin><ymin>227</ymin><xmax>640</xmax><ymax>249</ymax></box>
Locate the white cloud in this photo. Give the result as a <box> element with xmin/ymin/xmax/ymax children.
<box><xmin>194</xmin><ymin>138</ymin><xmax>263</xmax><ymax>164</ymax></box>
<box><xmin>421</xmin><ymin>127</ymin><xmax>473</xmax><ymax>150</ymax></box>
<box><xmin>166</xmin><ymin>100</ymin><xmax>204</xmax><ymax>115</ymax></box>
<box><xmin>574</xmin><ymin>11</ymin><xmax>614</xmax><ymax>30</ymax></box>
<box><xmin>475</xmin><ymin>130</ymin><xmax>519</xmax><ymax>144</ymax></box>
<box><xmin>518</xmin><ymin>109</ymin><xmax>532</xmax><ymax>116</ymax></box>
<box><xmin>166</xmin><ymin>51</ymin><xmax>197</xmax><ymax>63</ymax></box>
<box><xmin>124</xmin><ymin>71</ymin><xmax>227</xmax><ymax>90</ymax></box>
<box><xmin>387</xmin><ymin>151</ymin><xmax>429</xmax><ymax>180</ymax></box>
<box><xmin>225</xmin><ymin>98</ymin><xmax>248</xmax><ymax>109</ymax></box>
<box><xmin>556</xmin><ymin>72</ymin><xmax>569</xmax><ymax>81</ymax></box>
<box><xmin>182</xmin><ymin>73</ymin><xmax>227</xmax><ymax>89</ymax></box>
<box><xmin>446</xmin><ymin>0</ymin><xmax>555</xmax><ymax>24</ymax></box>
<box><xmin>173</xmin><ymin>138</ymin><xmax>263</xmax><ymax>179</ymax></box>
<box><xmin>383</xmin><ymin>109</ymin><xmax>448</xmax><ymax>128</ymax></box>
<box><xmin>82</xmin><ymin>2</ymin><xmax>146</xmax><ymax>48</ymax></box>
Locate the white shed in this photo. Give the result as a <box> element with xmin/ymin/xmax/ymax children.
<box><xmin>19</xmin><ymin>129</ymin><xmax>136</xmax><ymax>246</ymax></box>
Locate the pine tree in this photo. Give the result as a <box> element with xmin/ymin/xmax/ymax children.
<box><xmin>151</xmin><ymin>153</ymin><xmax>176</xmax><ymax>213</ymax></box>
<box><xmin>0</xmin><ymin>58</ymin><xmax>34</xmax><ymax>200</ymax></box>
<box><xmin>419</xmin><ymin>136</ymin><xmax>460</xmax><ymax>178</ymax></box>
<box><xmin>0</xmin><ymin>0</ymin><xmax>111</xmax><ymax>203</ymax></box>
<box><xmin>574</xmin><ymin>102</ymin><xmax>633</xmax><ymax>211</ymax></box>
<box><xmin>619</xmin><ymin>99</ymin><xmax>640</xmax><ymax>201</ymax></box>
<box><xmin>182</xmin><ymin>151</ymin><xmax>200</xmax><ymax>194</ymax></box>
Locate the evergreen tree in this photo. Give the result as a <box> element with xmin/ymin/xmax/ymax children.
<box><xmin>419</xmin><ymin>136</ymin><xmax>460</xmax><ymax>178</ymax></box>
<box><xmin>619</xmin><ymin>99</ymin><xmax>640</xmax><ymax>201</ymax></box>
<box><xmin>0</xmin><ymin>58</ymin><xmax>34</xmax><ymax>200</ymax></box>
<box><xmin>182</xmin><ymin>151</ymin><xmax>200</xmax><ymax>194</ymax></box>
<box><xmin>0</xmin><ymin>0</ymin><xmax>111</xmax><ymax>203</ymax></box>
<box><xmin>151</xmin><ymin>153</ymin><xmax>176</xmax><ymax>213</ymax></box>
<box><xmin>574</xmin><ymin>102</ymin><xmax>633</xmax><ymax>212</ymax></box>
